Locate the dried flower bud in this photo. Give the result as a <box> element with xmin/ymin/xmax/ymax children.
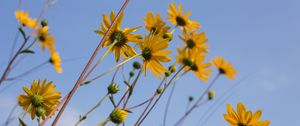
<box><xmin>188</xmin><ymin>96</ymin><xmax>194</xmax><ymax>102</ymax></box>
<box><xmin>129</xmin><ymin>71</ymin><xmax>135</xmax><ymax>77</ymax></box>
<box><xmin>110</xmin><ymin>109</ymin><xmax>127</xmax><ymax>124</ymax></box>
<box><xmin>108</xmin><ymin>83</ymin><xmax>119</xmax><ymax>94</ymax></box>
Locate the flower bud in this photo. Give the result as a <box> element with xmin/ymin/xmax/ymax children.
<box><xmin>163</xmin><ymin>32</ymin><xmax>173</xmax><ymax>41</ymax></box>
<box><xmin>164</xmin><ymin>71</ymin><xmax>171</xmax><ymax>77</ymax></box>
<box><xmin>133</xmin><ymin>61</ymin><xmax>141</xmax><ymax>69</ymax></box>
<box><xmin>129</xmin><ymin>71</ymin><xmax>135</xmax><ymax>77</ymax></box>
<box><xmin>188</xmin><ymin>96</ymin><xmax>194</xmax><ymax>102</ymax></box>
<box><xmin>108</xmin><ymin>83</ymin><xmax>119</xmax><ymax>94</ymax></box>
<box><xmin>41</xmin><ymin>20</ymin><xmax>48</xmax><ymax>27</ymax></box>
<box><xmin>156</xmin><ymin>88</ymin><xmax>163</xmax><ymax>94</ymax></box>
<box><xmin>109</xmin><ymin>109</ymin><xmax>127</xmax><ymax>124</ymax></box>
<box><xmin>168</xmin><ymin>65</ymin><xmax>177</xmax><ymax>73</ymax></box>
<box><xmin>36</xmin><ymin>107</ymin><xmax>45</xmax><ymax>117</ymax></box>
<box><xmin>208</xmin><ymin>90</ymin><xmax>215</xmax><ymax>100</ymax></box>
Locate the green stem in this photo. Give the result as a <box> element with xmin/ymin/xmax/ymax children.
<box><xmin>75</xmin><ymin>94</ymin><xmax>109</xmax><ymax>126</ymax></box>
<box><xmin>97</xmin><ymin>117</ymin><xmax>110</xmax><ymax>126</ymax></box>
<box><xmin>81</xmin><ymin>54</ymin><xmax>140</xmax><ymax>86</ymax></box>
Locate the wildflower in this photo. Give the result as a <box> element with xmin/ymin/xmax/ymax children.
<box><xmin>224</xmin><ymin>102</ymin><xmax>270</xmax><ymax>126</ymax></box>
<box><xmin>167</xmin><ymin>3</ymin><xmax>200</xmax><ymax>32</ymax></box>
<box><xmin>143</xmin><ymin>12</ymin><xmax>170</xmax><ymax>34</ymax></box>
<box><xmin>110</xmin><ymin>109</ymin><xmax>128</xmax><ymax>124</ymax></box>
<box><xmin>50</xmin><ymin>52</ymin><xmax>62</xmax><ymax>73</ymax></box>
<box><xmin>17</xmin><ymin>79</ymin><xmax>61</xmax><ymax>120</ymax></box>
<box><xmin>176</xmin><ymin>48</ymin><xmax>211</xmax><ymax>81</ymax></box>
<box><xmin>15</xmin><ymin>10</ymin><xmax>37</xmax><ymax>29</ymax></box>
<box><xmin>139</xmin><ymin>33</ymin><xmax>171</xmax><ymax>77</ymax></box>
<box><xmin>95</xmin><ymin>11</ymin><xmax>142</xmax><ymax>62</ymax></box>
<box><xmin>212</xmin><ymin>56</ymin><xmax>236</xmax><ymax>79</ymax></box>
<box><xmin>36</xmin><ymin>26</ymin><xmax>56</xmax><ymax>53</ymax></box>
<box><xmin>179</xmin><ymin>30</ymin><xmax>208</xmax><ymax>53</ymax></box>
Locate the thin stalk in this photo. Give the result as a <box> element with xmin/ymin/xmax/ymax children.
<box><xmin>163</xmin><ymin>82</ymin><xmax>176</xmax><ymax>126</ymax></box>
<box><xmin>127</xmin><ymin>98</ymin><xmax>152</xmax><ymax>110</ymax></box>
<box><xmin>174</xmin><ymin>74</ymin><xmax>220</xmax><ymax>126</ymax></box>
<box><xmin>122</xmin><ymin>69</ymin><xmax>142</xmax><ymax>108</ymax></box>
<box><xmin>5</xmin><ymin>104</ymin><xmax>18</xmax><ymax>126</ymax></box>
<box><xmin>136</xmin><ymin>66</ymin><xmax>185</xmax><ymax>126</ymax></box>
<box><xmin>75</xmin><ymin>94</ymin><xmax>109</xmax><ymax>126</ymax></box>
<box><xmin>81</xmin><ymin>54</ymin><xmax>140</xmax><ymax>86</ymax></box>
<box><xmin>97</xmin><ymin>117</ymin><xmax>110</xmax><ymax>126</ymax></box>
<box><xmin>50</xmin><ymin>1</ymin><xmax>131</xmax><ymax>125</ymax></box>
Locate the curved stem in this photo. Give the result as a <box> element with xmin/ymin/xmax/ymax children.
<box><xmin>75</xmin><ymin>94</ymin><xmax>109</xmax><ymax>126</ymax></box>
<box><xmin>163</xmin><ymin>82</ymin><xmax>176</xmax><ymax>126</ymax></box>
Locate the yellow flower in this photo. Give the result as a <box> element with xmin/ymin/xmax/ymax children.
<box><xmin>143</xmin><ymin>12</ymin><xmax>170</xmax><ymax>34</ymax></box>
<box><xmin>224</xmin><ymin>102</ymin><xmax>270</xmax><ymax>126</ymax></box>
<box><xmin>176</xmin><ymin>48</ymin><xmax>211</xmax><ymax>81</ymax></box>
<box><xmin>179</xmin><ymin>30</ymin><xmax>208</xmax><ymax>53</ymax></box>
<box><xmin>95</xmin><ymin>11</ymin><xmax>142</xmax><ymax>62</ymax></box>
<box><xmin>110</xmin><ymin>109</ymin><xmax>128</xmax><ymax>124</ymax></box>
<box><xmin>212</xmin><ymin>56</ymin><xmax>236</xmax><ymax>79</ymax></box>
<box><xmin>17</xmin><ymin>79</ymin><xmax>61</xmax><ymax>120</ymax></box>
<box><xmin>15</xmin><ymin>10</ymin><xmax>37</xmax><ymax>29</ymax></box>
<box><xmin>36</xmin><ymin>26</ymin><xmax>56</xmax><ymax>53</ymax></box>
<box><xmin>50</xmin><ymin>52</ymin><xmax>62</xmax><ymax>73</ymax></box>
<box><xmin>167</xmin><ymin>3</ymin><xmax>200</xmax><ymax>32</ymax></box>
<box><xmin>139</xmin><ymin>33</ymin><xmax>171</xmax><ymax>77</ymax></box>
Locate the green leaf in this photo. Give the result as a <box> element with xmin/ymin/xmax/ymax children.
<box><xmin>18</xmin><ymin>27</ymin><xmax>26</xmax><ymax>39</ymax></box>
<box><xmin>18</xmin><ymin>118</ymin><xmax>27</xmax><ymax>126</ymax></box>
<box><xmin>20</xmin><ymin>49</ymin><xmax>35</xmax><ymax>54</ymax></box>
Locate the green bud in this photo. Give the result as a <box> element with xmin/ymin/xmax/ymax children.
<box><xmin>165</xmin><ymin>71</ymin><xmax>171</xmax><ymax>77</ymax></box>
<box><xmin>108</xmin><ymin>83</ymin><xmax>119</xmax><ymax>94</ymax></box>
<box><xmin>110</xmin><ymin>109</ymin><xmax>127</xmax><ymax>124</ymax></box>
<box><xmin>41</xmin><ymin>20</ymin><xmax>48</xmax><ymax>27</ymax></box>
<box><xmin>133</xmin><ymin>61</ymin><xmax>141</xmax><ymax>69</ymax></box>
<box><xmin>129</xmin><ymin>71</ymin><xmax>135</xmax><ymax>77</ymax></box>
<box><xmin>208</xmin><ymin>90</ymin><xmax>215</xmax><ymax>100</ymax></box>
<box><xmin>188</xmin><ymin>96</ymin><xmax>194</xmax><ymax>102</ymax></box>
<box><xmin>36</xmin><ymin>107</ymin><xmax>45</xmax><ymax>117</ymax></box>
<box><xmin>163</xmin><ymin>32</ymin><xmax>173</xmax><ymax>41</ymax></box>
<box><xmin>156</xmin><ymin>88</ymin><xmax>163</xmax><ymax>94</ymax></box>
<box><xmin>168</xmin><ymin>65</ymin><xmax>177</xmax><ymax>73</ymax></box>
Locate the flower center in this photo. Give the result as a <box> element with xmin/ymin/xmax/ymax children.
<box><xmin>183</xmin><ymin>58</ymin><xmax>193</xmax><ymax>67</ymax></box>
<box><xmin>150</xmin><ymin>26</ymin><xmax>158</xmax><ymax>34</ymax></box>
<box><xmin>142</xmin><ymin>48</ymin><xmax>152</xmax><ymax>61</ymax></box>
<box><xmin>176</xmin><ymin>16</ymin><xmax>186</xmax><ymax>26</ymax></box>
<box><xmin>219</xmin><ymin>68</ymin><xmax>226</xmax><ymax>74</ymax></box>
<box><xmin>110</xmin><ymin>30</ymin><xmax>127</xmax><ymax>47</ymax></box>
<box><xmin>39</xmin><ymin>34</ymin><xmax>46</xmax><ymax>42</ymax></box>
<box><xmin>238</xmin><ymin>123</ymin><xmax>247</xmax><ymax>126</ymax></box>
<box><xmin>31</xmin><ymin>94</ymin><xmax>44</xmax><ymax>107</ymax></box>
<box><xmin>190</xmin><ymin>64</ymin><xmax>198</xmax><ymax>71</ymax></box>
<box><xmin>187</xmin><ymin>39</ymin><xmax>195</xmax><ymax>48</ymax></box>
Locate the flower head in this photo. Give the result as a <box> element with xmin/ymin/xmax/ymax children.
<box><xmin>110</xmin><ymin>109</ymin><xmax>128</xmax><ymax>124</ymax></box>
<box><xmin>212</xmin><ymin>56</ymin><xmax>236</xmax><ymax>79</ymax></box>
<box><xmin>167</xmin><ymin>3</ymin><xmax>200</xmax><ymax>32</ymax></box>
<box><xmin>176</xmin><ymin>48</ymin><xmax>211</xmax><ymax>81</ymax></box>
<box><xmin>15</xmin><ymin>10</ymin><xmax>37</xmax><ymax>29</ymax></box>
<box><xmin>95</xmin><ymin>11</ymin><xmax>142</xmax><ymax>62</ymax></box>
<box><xmin>17</xmin><ymin>79</ymin><xmax>61</xmax><ymax>120</ymax></box>
<box><xmin>139</xmin><ymin>33</ymin><xmax>171</xmax><ymax>77</ymax></box>
<box><xmin>143</xmin><ymin>12</ymin><xmax>170</xmax><ymax>34</ymax></box>
<box><xmin>36</xmin><ymin>26</ymin><xmax>56</xmax><ymax>53</ymax></box>
<box><xmin>224</xmin><ymin>102</ymin><xmax>270</xmax><ymax>126</ymax></box>
<box><xmin>179</xmin><ymin>31</ymin><xmax>208</xmax><ymax>53</ymax></box>
<box><xmin>50</xmin><ymin>52</ymin><xmax>62</xmax><ymax>73</ymax></box>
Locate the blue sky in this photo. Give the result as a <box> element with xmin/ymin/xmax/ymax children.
<box><xmin>1</xmin><ymin>0</ymin><xmax>299</xmax><ymax>126</ymax></box>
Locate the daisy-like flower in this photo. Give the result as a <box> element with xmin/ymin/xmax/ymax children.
<box><xmin>36</xmin><ymin>26</ymin><xmax>56</xmax><ymax>53</ymax></box>
<box><xmin>95</xmin><ymin>11</ymin><xmax>142</xmax><ymax>62</ymax></box>
<box><xmin>179</xmin><ymin>30</ymin><xmax>208</xmax><ymax>54</ymax></box>
<box><xmin>17</xmin><ymin>79</ymin><xmax>61</xmax><ymax>120</ymax></box>
<box><xmin>139</xmin><ymin>33</ymin><xmax>171</xmax><ymax>77</ymax></box>
<box><xmin>224</xmin><ymin>102</ymin><xmax>270</xmax><ymax>126</ymax></box>
<box><xmin>15</xmin><ymin>10</ymin><xmax>37</xmax><ymax>29</ymax></box>
<box><xmin>212</xmin><ymin>56</ymin><xmax>236</xmax><ymax>79</ymax></box>
<box><xmin>167</xmin><ymin>2</ymin><xmax>200</xmax><ymax>32</ymax></box>
<box><xmin>143</xmin><ymin>12</ymin><xmax>170</xmax><ymax>34</ymax></box>
<box><xmin>176</xmin><ymin>48</ymin><xmax>211</xmax><ymax>81</ymax></box>
<box><xmin>50</xmin><ymin>52</ymin><xmax>62</xmax><ymax>73</ymax></box>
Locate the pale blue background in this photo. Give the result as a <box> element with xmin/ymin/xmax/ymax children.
<box><xmin>0</xmin><ymin>0</ymin><xmax>299</xmax><ymax>126</ymax></box>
